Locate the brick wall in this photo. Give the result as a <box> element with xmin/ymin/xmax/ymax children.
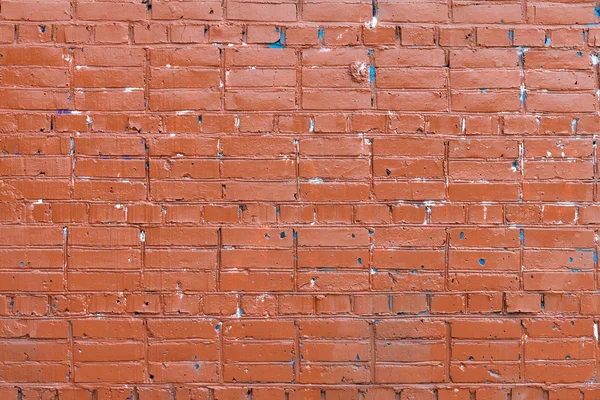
<box><xmin>1</xmin><ymin>0</ymin><xmax>600</xmax><ymax>398</ymax></box>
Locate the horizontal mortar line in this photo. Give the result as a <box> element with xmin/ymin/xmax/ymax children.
<box><xmin>0</xmin><ymin>290</ymin><xmax>585</xmax><ymax>294</ymax></box>
<box><xmin>4</xmin><ymin>222</ymin><xmax>600</xmax><ymax>228</ymax></box>
<box><xmin>0</xmin><ymin>314</ymin><xmax>597</xmax><ymax>320</ymax></box>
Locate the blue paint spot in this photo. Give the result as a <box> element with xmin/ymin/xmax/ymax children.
<box><xmin>507</xmin><ymin>29</ymin><xmax>514</xmax><ymax>42</ymax></box>
<box><xmin>268</xmin><ymin>28</ymin><xmax>286</xmax><ymax>48</ymax></box>
<box><xmin>357</xmin><ymin>257</ymin><xmax>362</xmax><ymax>264</ymax></box>
<box><xmin>367</xmin><ymin>49</ymin><xmax>374</xmax><ymax>55</ymax></box>
<box><xmin>517</xmin><ymin>47</ymin><xmax>526</xmax><ymax>65</ymax></box>
<box><xmin>356</xmin><ymin>354</ymin><xmax>360</xmax><ymax>360</ymax></box>
<box><xmin>264</xmin><ymin>234</ymin><xmax>270</xmax><ymax>239</ymax></box>
<box><xmin>194</xmin><ymin>364</ymin><xmax>200</xmax><ymax>370</ymax></box>
<box><xmin>479</xmin><ymin>258</ymin><xmax>485</xmax><ymax>266</ymax></box>
<box><xmin>459</xmin><ymin>232</ymin><xmax>464</xmax><ymax>239</ymax></box>
<box><xmin>544</xmin><ymin>34</ymin><xmax>551</xmax><ymax>46</ymax></box>
<box><xmin>569</xmin><ymin>257</ymin><xmax>573</xmax><ymax>263</ymax></box>
<box><xmin>214</xmin><ymin>324</ymin><xmax>220</xmax><ymax>331</ymax></box>
<box><xmin>318</xmin><ymin>27</ymin><xmax>324</xmax><ymax>41</ymax></box>
<box><xmin>595</xmin><ymin>6</ymin><xmax>600</xmax><ymax>18</ymax></box>
<box><xmin>511</xmin><ymin>160</ymin><xmax>518</xmax><ymax>169</ymax></box>
<box><xmin>577</xmin><ymin>51</ymin><xmax>583</xmax><ymax>57</ymax></box>
<box><xmin>369</xmin><ymin>64</ymin><xmax>376</xmax><ymax>86</ymax></box>
<box><xmin>572</xmin><ymin>268</ymin><xmax>580</xmax><ymax>273</ymax></box>
<box><xmin>280</xmin><ymin>231</ymin><xmax>286</xmax><ymax>239</ymax></box>
<box><xmin>292</xmin><ymin>230</ymin><xmax>297</xmax><ymax>239</ymax></box>
<box><xmin>594</xmin><ymin>249</ymin><xmax>598</xmax><ymax>263</ymax></box>
<box><xmin>57</xmin><ymin>109</ymin><xmax>71</xmax><ymax>115</ymax></box>
<box><xmin>39</xmin><ymin>25</ymin><xmax>46</xmax><ymax>33</ymax></box>
<box><xmin>519</xmin><ymin>229</ymin><xmax>525</xmax><ymax>246</ymax></box>
<box><xmin>198</xmin><ymin>115</ymin><xmax>202</xmax><ymax>124</ymax></box>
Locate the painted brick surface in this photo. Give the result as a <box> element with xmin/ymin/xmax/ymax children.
<box><xmin>0</xmin><ymin>0</ymin><xmax>599</xmax><ymax>398</ymax></box>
